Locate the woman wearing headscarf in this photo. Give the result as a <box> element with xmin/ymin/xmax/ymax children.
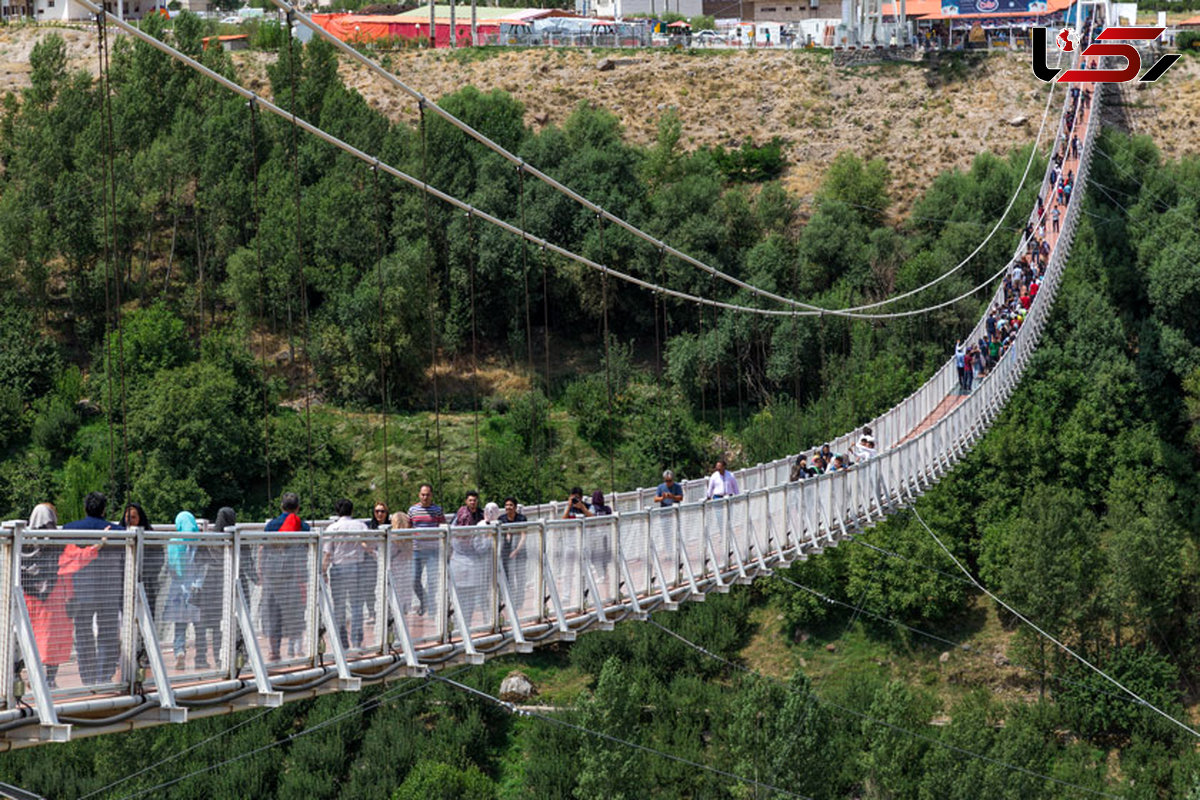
<box><xmin>123</xmin><ymin>504</ymin><xmax>160</xmax><ymax>617</ymax></box>
<box><xmin>21</xmin><ymin>503</ymin><xmax>72</xmax><ymax>688</ymax></box>
<box><xmin>162</xmin><ymin>512</ymin><xmax>204</xmax><ymax>671</ymax></box>
<box><xmin>449</xmin><ymin>502</ymin><xmax>495</xmax><ymax>631</ymax></box>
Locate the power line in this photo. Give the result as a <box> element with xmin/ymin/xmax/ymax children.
<box><xmin>111</xmin><ymin>671</ymin><xmax>464</xmax><ymax>800</ymax></box>
<box><xmin>642</xmin><ymin>618</ymin><xmax>1124</xmax><ymax>799</ymax></box>
<box><xmin>430</xmin><ymin>674</ymin><xmax>817</xmax><ymax>800</ymax></box>
<box><xmin>910</xmin><ymin>506</ymin><xmax>1200</xmax><ymax>741</ymax></box>
<box><xmin>80</xmin><ymin>707</ymin><xmax>276</xmax><ymax>799</ymax></box>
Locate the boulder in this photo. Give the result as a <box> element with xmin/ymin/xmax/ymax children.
<box><xmin>939</xmin><ymin>651</ymin><xmax>951</xmax><ymax>664</ymax></box>
<box><xmin>597</xmin><ymin>58</ymin><xmax>615</xmax><ymax>71</ymax></box>
<box><xmin>499</xmin><ymin>670</ymin><xmax>536</xmax><ymax>703</ymax></box>
<box><xmin>1008</xmin><ymin>115</ymin><xmax>1028</xmax><ymax>127</ymax></box>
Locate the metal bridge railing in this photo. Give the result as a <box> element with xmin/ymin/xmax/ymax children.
<box><xmin>0</xmin><ymin>58</ymin><xmax>1099</xmax><ymax>750</ymax></box>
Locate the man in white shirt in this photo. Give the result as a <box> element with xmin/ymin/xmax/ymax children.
<box><xmin>322</xmin><ymin>499</ymin><xmax>370</xmax><ymax>650</ymax></box>
<box><xmin>706</xmin><ymin>460</ymin><xmax>740</xmax><ymax>499</ymax></box>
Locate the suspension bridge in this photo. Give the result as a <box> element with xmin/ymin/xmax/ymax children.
<box><xmin>0</xmin><ymin>0</ymin><xmax>1108</xmax><ymax>754</ymax></box>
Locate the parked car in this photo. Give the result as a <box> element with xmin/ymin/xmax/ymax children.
<box><xmin>695</xmin><ymin>29</ymin><xmax>724</xmax><ymax>44</ymax></box>
<box><xmin>220</xmin><ymin>15</ymin><xmax>241</xmax><ymax>24</ymax></box>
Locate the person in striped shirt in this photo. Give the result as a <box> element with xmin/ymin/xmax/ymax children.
<box><xmin>407</xmin><ymin>484</ymin><xmax>445</xmax><ymax>616</ymax></box>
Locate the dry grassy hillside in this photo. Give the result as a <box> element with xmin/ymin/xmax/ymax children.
<box><xmin>2</xmin><ymin>25</ymin><xmax>1198</xmax><ymax>212</ymax></box>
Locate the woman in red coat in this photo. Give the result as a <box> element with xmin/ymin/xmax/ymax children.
<box><xmin>21</xmin><ymin>503</ymin><xmax>95</xmax><ymax>689</ymax></box>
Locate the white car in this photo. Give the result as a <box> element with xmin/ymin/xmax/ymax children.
<box><xmin>220</xmin><ymin>15</ymin><xmax>241</xmax><ymax>24</ymax></box>
<box><xmin>695</xmin><ymin>29</ymin><xmax>724</xmax><ymax>44</ymax></box>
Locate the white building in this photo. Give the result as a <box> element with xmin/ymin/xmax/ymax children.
<box><xmin>590</xmin><ymin>0</ymin><xmax>704</xmax><ymax>18</ymax></box>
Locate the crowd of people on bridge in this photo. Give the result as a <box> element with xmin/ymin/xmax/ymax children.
<box><xmin>13</xmin><ymin>457</ymin><xmax>770</xmax><ymax>683</ymax></box>
<box><xmin>952</xmin><ymin>70</ymin><xmax>1090</xmax><ymax>396</ymax></box>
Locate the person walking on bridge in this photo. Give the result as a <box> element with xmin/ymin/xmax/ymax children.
<box><xmin>706</xmin><ymin>459</ymin><xmax>739</xmax><ymax>499</ymax></box>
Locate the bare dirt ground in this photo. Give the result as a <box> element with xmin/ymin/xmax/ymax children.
<box><xmin>2</xmin><ymin>24</ymin><xmax>1198</xmax><ymax>212</ymax></box>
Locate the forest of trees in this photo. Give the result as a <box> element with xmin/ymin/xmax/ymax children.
<box><xmin>2</xmin><ymin>17</ymin><xmax>1200</xmax><ymax>799</ymax></box>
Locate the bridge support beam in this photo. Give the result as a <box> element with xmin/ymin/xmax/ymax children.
<box><xmin>446</xmin><ymin>572</ymin><xmax>485</xmax><ymax>665</ymax></box>
<box><xmin>584</xmin><ymin>564</ymin><xmax>614</xmax><ymax>630</ymax></box>
<box><xmin>386</xmin><ymin>581</ymin><xmax>428</xmax><ymax>676</ymax></box>
<box><xmin>540</xmin><ymin>561</ymin><xmax>576</xmax><ymax>641</ymax></box>
<box><xmin>133</xmin><ymin>583</ymin><xmax>188</xmax><ymax>724</ymax></box>
<box><xmin>496</xmin><ymin>560</ymin><xmax>533</xmax><ymax>653</ymax></box>
<box><xmin>10</xmin><ymin>588</ymin><xmax>70</xmax><ymax>743</ymax></box>
<box><xmin>317</xmin><ymin>582</ymin><xmax>363</xmax><ymax>691</ymax></box>
<box><xmin>234</xmin><ymin>584</ymin><xmax>282</xmax><ymax>708</ymax></box>
<box><xmin>618</xmin><ymin>546</ymin><xmax>649</xmax><ymax>618</ymax></box>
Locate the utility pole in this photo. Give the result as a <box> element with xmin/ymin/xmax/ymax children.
<box><xmin>471</xmin><ymin>0</ymin><xmax>477</xmax><ymax>45</ymax></box>
<box><xmin>429</xmin><ymin>0</ymin><xmax>436</xmax><ymax>48</ymax></box>
<box><xmin>451</xmin><ymin>0</ymin><xmax>456</xmax><ymax>47</ymax></box>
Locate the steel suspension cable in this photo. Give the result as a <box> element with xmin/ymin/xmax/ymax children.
<box><xmin>373</xmin><ymin>164</ymin><xmax>390</xmax><ymax>508</ymax></box>
<box><xmin>641</xmin><ymin>618</ymin><xmax>1123</xmax><ymax>800</ymax></box>
<box><xmin>249</xmin><ymin>99</ymin><xmax>273</xmax><ymax>505</ymax></box>
<box><xmin>78</xmin><ymin>6</ymin><xmax>1024</xmax><ymax>324</ymax></box>
<box><xmin>267</xmin><ymin>0</ymin><xmax>1056</xmax><ymax>319</ymax></box>
<box><xmin>518</xmin><ymin>167</ymin><xmax>540</xmax><ymax>497</ymax></box>
<box><xmin>419</xmin><ymin>102</ymin><xmax>444</xmax><ymax>496</ymax></box>
<box><xmin>94</xmin><ymin>11</ymin><xmax>116</xmax><ymax>497</ymax></box>
<box><xmin>100</xmin><ymin>19</ymin><xmax>130</xmax><ymax>496</ymax></box>
<box><xmin>467</xmin><ymin>211</ymin><xmax>481</xmax><ymax>481</ymax></box>
<box><xmin>910</xmin><ymin>507</ymin><xmax>1200</xmax><ymax>741</ymax></box>
<box><xmin>774</xmin><ymin>573</ymin><xmax>1163</xmax><ymax>710</ymax></box>
<box><xmin>539</xmin><ymin>244</ymin><xmax>551</xmax><ymax>394</ymax></box>
<box><xmin>431</xmin><ymin>674</ymin><xmax>818</xmax><ymax>800</ymax></box>
<box><xmin>285</xmin><ymin>19</ymin><xmax>316</xmax><ymax>504</ymax></box>
<box><xmin>598</xmin><ymin>215</ymin><xmax>616</xmax><ymax>498</ymax></box>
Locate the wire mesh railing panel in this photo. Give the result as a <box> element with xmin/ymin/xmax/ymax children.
<box><xmin>499</xmin><ymin>523</ymin><xmax>540</xmax><ymax>626</ymax></box>
<box><xmin>403</xmin><ymin>532</ymin><xmax>446</xmax><ymax>645</ymax></box>
<box><xmin>20</xmin><ymin>532</ymin><xmax>131</xmax><ymax>698</ymax></box>
<box><xmin>618</xmin><ymin>511</ymin><xmax>651</xmax><ymax>598</ymax></box>
<box><xmin>544</xmin><ymin>521</ymin><xmax>583</xmax><ymax>615</ymax></box>
<box><xmin>705</xmin><ymin>500</ymin><xmax>733</xmax><ymax>574</ymax></box>
<box><xmin>678</xmin><ymin>504</ymin><xmax>707</xmax><ymax>582</ymax></box>
<box><xmin>15</xmin><ymin>533</ymin><xmax>123</xmax><ymax>698</ymax></box>
<box><xmin>583</xmin><ymin>516</ymin><xmax>619</xmax><ymax>607</ymax></box>
<box><xmin>614</xmin><ymin>493</ymin><xmax>642</xmax><ymax>514</ymax></box>
<box><xmin>726</xmin><ymin>494</ymin><xmax>752</xmax><ymax>571</ymax></box>
<box><xmin>648</xmin><ymin>507</ymin><xmax>678</xmax><ymax>588</ymax></box>
<box><xmin>449</xmin><ymin>529</ymin><xmax>497</xmax><ymax>635</ymax></box>
<box><xmin>748</xmin><ymin>491</ymin><xmax>771</xmax><ymax>559</ymax></box>
<box><xmin>149</xmin><ymin>535</ymin><xmax>231</xmax><ymax>681</ymax></box>
<box><xmin>249</xmin><ymin>537</ymin><xmax>315</xmax><ymax>667</ymax></box>
<box><xmin>322</xmin><ymin>532</ymin><xmax>384</xmax><ymax>656</ymax></box>
<box><xmin>767</xmin><ymin>485</ymin><xmax>788</xmax><ymax>553</ymax></box>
